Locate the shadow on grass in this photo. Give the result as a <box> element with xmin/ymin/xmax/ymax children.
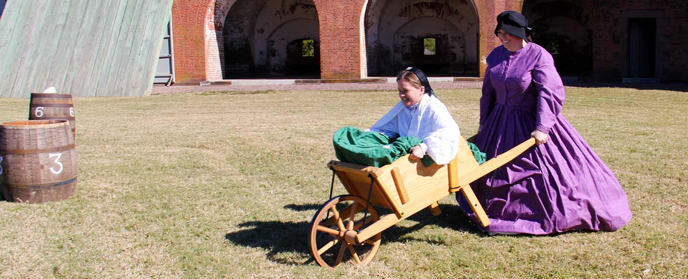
<box><xmin>381</xmin><ymin>203</ymin><xmax>487</xmax><ymax>245</ymax></box>
<box><xmin>224</xmin><ymin>202</ymin><xmax>485</xmax><ymax>265</ymax></box>
<box><xmin>224</xmin><ymin>220</ymin><xmax>314</xmax><ymax>265</ymax></box>
<box><xmin>282</xmin><ymin>203</ymin><xmax>322</xmax><ymax>212</ymax></box>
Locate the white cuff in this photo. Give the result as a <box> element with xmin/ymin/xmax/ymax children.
<box><xmin>419</xmin><ymin>142</ymin><xmax>428</xmax><ymax>154</ymax></box>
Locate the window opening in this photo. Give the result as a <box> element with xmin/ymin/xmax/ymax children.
<box><xmin>423</xmin><ymin>38</ymin><xmax>436</xmax><ymax>55</ymax></box>
<box><xmin>302</xmin><ymin>39</ymin><xmax>315</xmax><ymax>57</ymax></box>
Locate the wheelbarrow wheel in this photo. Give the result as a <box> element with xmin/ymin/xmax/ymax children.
<box><xmin>309</xmin><ymin>195</ymin><xmax>381</xmax><ymax>267</ymax></box>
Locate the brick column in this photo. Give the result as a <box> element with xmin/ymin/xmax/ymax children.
<box><xmin>172</xmin><ymin>0</ymin><xmax>212</xmax><ymax>84</ymax></box>
<box><xmin>475</xmin><ymin>0</ymin><xmax>523</xmax><ymax>77</ymax></box>
<box><xmin>312</xmin><ymin>0</ymin><xmax>368</xmax><ymax>79</ymax></box>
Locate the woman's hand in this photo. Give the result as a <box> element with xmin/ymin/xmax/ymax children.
<box><xmin>409</xmin><ymin>145</ymin><xmax>425</xmax><ymax>160</ymax></box>
<box><xmin>531</xmin><ymin>129</ymin><xmax>548</xmax><ymax>145</ymax></box>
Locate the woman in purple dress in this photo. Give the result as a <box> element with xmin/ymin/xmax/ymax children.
<box><xmin>460</xmin><ymin>11</ymin><xmax>632</xmax><ymax>235</ymax></box>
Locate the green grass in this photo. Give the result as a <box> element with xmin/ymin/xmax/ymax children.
<box><xmin>0</xmin><ymin>87</ymin><xmax>686</xmax><ymax>278</ymax></box>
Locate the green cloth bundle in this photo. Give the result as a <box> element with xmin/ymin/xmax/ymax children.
<box><xmin>469</xmin><ymin>141</ymin><xmax>486</xmax><ymax>164</ymax></box>
<box><xmin>333</xmin><ymin>127</ymin><xmax>423</xmax><ymax>167</ymax></box>
<box><xmin>333</xmin><ymin>127</ymin><xmax>486</xmax><ymax>167</ymax></box>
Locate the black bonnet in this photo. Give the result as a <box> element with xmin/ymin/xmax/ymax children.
<box><xmin>404</xmin><ymin>67</ymin><xmax>435</xmax><ymax>96</ymax></box>
<box><xmin>494</xmin><ymin>10</ymin><xmax>532</xmax><ymax>41</ymax></box>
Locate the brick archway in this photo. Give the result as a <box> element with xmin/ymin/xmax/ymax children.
<box><xmin>365</xmin><ymin>0</ymin><xmax>481</xmax><ymax>77</ymax></box>
<box><xmin>473</xmin><ymin>0</ymin><xmax>524</xmax><ymax>77</ymax></box>
<box><xmin>172</xmin><ymin>0</ymin><xmax>523</xmax><ymax>83</ymax></box>
<box><xmin>171</xmin><ymin>0</ymin><xmax>215</xmax><ymax>84</ymax></box>
<box><xmin>222</xmin><ymin>0</ymin><xmax>320</xmax><ymax>78</ymax></box>
<box><xmin>522</xmin><ymin>0</ymin><xmax>593</xmax><ymax>76</ymax></box>
<box><xmin>362</xmin><ymin>0</ymin><xmax>524</xmax><ymax>78</ymax></box>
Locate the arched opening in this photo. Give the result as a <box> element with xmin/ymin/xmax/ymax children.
<box><xmin>522</xmin><ymin>0</ymin><xmax>593</xmax><ymax>77</ymax></box>
<box><xmin>267</xmin><ymin>19</ymin><xmax>320</xmax><ymax>76</ymax></box>
<box><xmin>393</xmin><ymin>17</ymin><xmax>463</xmax><ymax>75</ymax></box>
<box><xmin>365</xmin><ymin>0</ymin><xmax>480</xmax><ymax>77</ymax></box>
<box><xmin>284</xmin><ymin>38</ymin><xmax>320</xmax><ymax>75</ymax></box>
<box><xmin>222</xmin><ymin>0</ymin><xmax>320</xmax><ymax>78</ymax></box>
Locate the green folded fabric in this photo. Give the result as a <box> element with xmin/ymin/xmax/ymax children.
<box><xmin>333</xmin><ymin>127</ymin><xmax>486</xmax><ymax>167</ymax></box>
<box><xmin>467</xmin><ymin>141</ymin><xmax>486</xmax><ymax>165</ymax></box>
<box><xmin>333</xmin><ymin>127</ymin><xmax>423</xmax><ymax>167</ymax></box>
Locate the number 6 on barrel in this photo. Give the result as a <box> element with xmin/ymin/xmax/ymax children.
<box><xmin>35</xmin><ymin>107</ymin><xmax>44</xmax><ymax>117</ymax></box>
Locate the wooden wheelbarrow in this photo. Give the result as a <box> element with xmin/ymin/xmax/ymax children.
<box><xmin>309</xmin><ymin>136</ymin><xmax>536</xmax><ymax>267</ymax></box>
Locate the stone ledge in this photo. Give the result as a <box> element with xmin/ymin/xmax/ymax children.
<box><xmin>170</xmin><ymin>80</ymin><xmax>233</xmax><ymax>86</ymax></box>
<box><xmin>295</xmin><ymin>78</ymin><xmax>387</xmax><ymax>84</ymax></box>
<box><xmin>452</xmin><ymin>77</ymin><xmax>483</xmax><ymax>82</ymax></box>
<box><xmin>622</xmin><ymin>78</ymin><xmax>660</xmax><ymax>83</ymax></box>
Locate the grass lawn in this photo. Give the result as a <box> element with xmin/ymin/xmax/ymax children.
<box><xmin>0</xmin><ymin>86</ymin><xmax>686</xmax><ymax>278</ymax></box>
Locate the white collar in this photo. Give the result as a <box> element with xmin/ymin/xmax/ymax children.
<box><xmin>404</xmin><ymin>94</ymin><xmax>429</xmax><ymax>112</ymax></box>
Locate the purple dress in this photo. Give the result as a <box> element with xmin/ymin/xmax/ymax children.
<box><xmin>459</xmin><ymin>43</ymin><xmax>632</xmax><ymax>235</ymax></box>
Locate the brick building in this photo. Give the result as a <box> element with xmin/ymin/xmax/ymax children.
<box><xmin>171</xmin><ymin>0</ymin><xmax>687</xmax><ymax>84</ymax></box>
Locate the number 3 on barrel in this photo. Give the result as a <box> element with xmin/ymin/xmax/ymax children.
<box><xmin>35</xmin><ymin>107</ymin><xmax>44</xmax><ymax>118</ymax></box>
<box><xmin>49</xmin><ymin>153</ymin><xmax>63</xmax><ymax>174</ymax></box>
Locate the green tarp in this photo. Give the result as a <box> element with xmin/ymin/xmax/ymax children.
<box><xmin>333</xmin><ymin>127</ymin><xmax>424</xmax><ymax>167</ymax></box>
<box><xmin>333</xmin><ymin>127</ymin><xmax>486</xmax><ymax>167</ymax></box>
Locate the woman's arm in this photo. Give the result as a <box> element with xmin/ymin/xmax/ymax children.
<box><xmin>421</xmin><ymin>104</ymin><xmax>461</xmax><ymax>165</ymax></box>
<box><xmin>423</xmin><ymin>130</ymin><xmax>459</xmax><ymax>164</ymax></box>
<box><xmin>532</xmin><ymin>49</ymin><xmax>565</xmax><ymax>138</ymax></box>
<box><xmin>369</xmin><ymin>120</ymin><xmax>399</xmax><ymax>138</ymax></box>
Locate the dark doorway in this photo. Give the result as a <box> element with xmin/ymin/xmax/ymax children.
<box><xmin>285</xmin><ymin>38</ymin><xmax>320</xmax><ymax>76</ymax></box>
<box><xmin>400</xmin><ymin>35</ymin><xmax>453</xmax><ymax>75</ymax></box>
<box><xmin>531</xmin><ymin>25</ymin><xmax>592</xmax><ymax>76</ymax></box>
<box><xmin>522</xmin><ymin>0</ymin><xmax>594</xmax><ymax>77</ymax></box>
<box><xmin>364</xmin><ymin>0</ymin><xmax>480</xmax><ymax>77</ymax></box>
<box><xmin>223</xmin><ymin>0</ymin><xmax>320</xmax><ymax>79</ymax></box>
<box><xmin>628</xmin><ymin>18</ymin><xmax>656</xmax><ymax>78</ymax></box>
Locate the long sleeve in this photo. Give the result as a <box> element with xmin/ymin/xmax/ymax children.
<box><xmin>374</xmin><ymin>95</ymin><xmax>460</xmax><ymax>165</ymax></box>
<box><xmin>532</xmin><ymin>51</ymin><xmax>565</xmax><ymax>134</ymax></box>
<box><xmin>480</xmin><ymin>66</ymin><xmax>495</xmax><ymax>125</ymax></box>
<box><xmin>423</xmin><ymin>126</ymin><xmax>459</xmax><ymax>165</ymax></box>
<box><xmin>369</xmin><ymin>119</ymin><xmax>399</xmax><ymax>138</ymax></box>
<box><xmin>420</xmin><ymin>99</ymin><xmax>460</xmax><ymax>165</ymax></box>
<box><xmin>370</xmin><ymin>102</ymin><xmax>405</xmax><ymax>137</ymax></box>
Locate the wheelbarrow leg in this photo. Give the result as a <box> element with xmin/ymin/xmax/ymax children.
<box><xmin>429</xmin><ymin>202</ymin><xmax>442</xmax><ymax>216</ymax></box>
<box><xmin>460</xmin><ymin>185</ymin><xmax>491</xmax><ymax>227</ymax></box>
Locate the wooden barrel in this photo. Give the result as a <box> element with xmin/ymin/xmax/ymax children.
<box><xmin>28</xmin><ymin>93</ymin><xmax>76</xmax><ymax>140</ymax></box>
<box><xmin>0</xmin><ymin>120</ymin><xmax>77</xmax><ymax>203</ymax></box>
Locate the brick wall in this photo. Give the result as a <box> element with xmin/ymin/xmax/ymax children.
<box><xmin>591</xmin><ymin>0</ymin><xmax>688</xmax><ymax>81</ymax></box>
<box><xmin>172</xmin><ymin>0</ymin><xmax>211</xmax><ymax>84</ymax></box>
<box><xmin>172</xmin><ymin>0</ymin><xmax>513</xmax><ymax>82</ymax></box>
<box><xmin>477</xmin><ymin>0</ymin><xmax>512</xmax><ymax>76</ymax></box>
<box><xmin>312</xmin><ymin>0</ymin><xmax>368</xmax><ymax>79</ymax></box>
<box><xmin>172</xmin><ymin>0</ymin><xmax>687</xmax><ymax>83</ymax></box>
<box><xmin>310</xmin><ymin>0</ymin><xmax>512</xmax><ymax>79</ymax></box>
